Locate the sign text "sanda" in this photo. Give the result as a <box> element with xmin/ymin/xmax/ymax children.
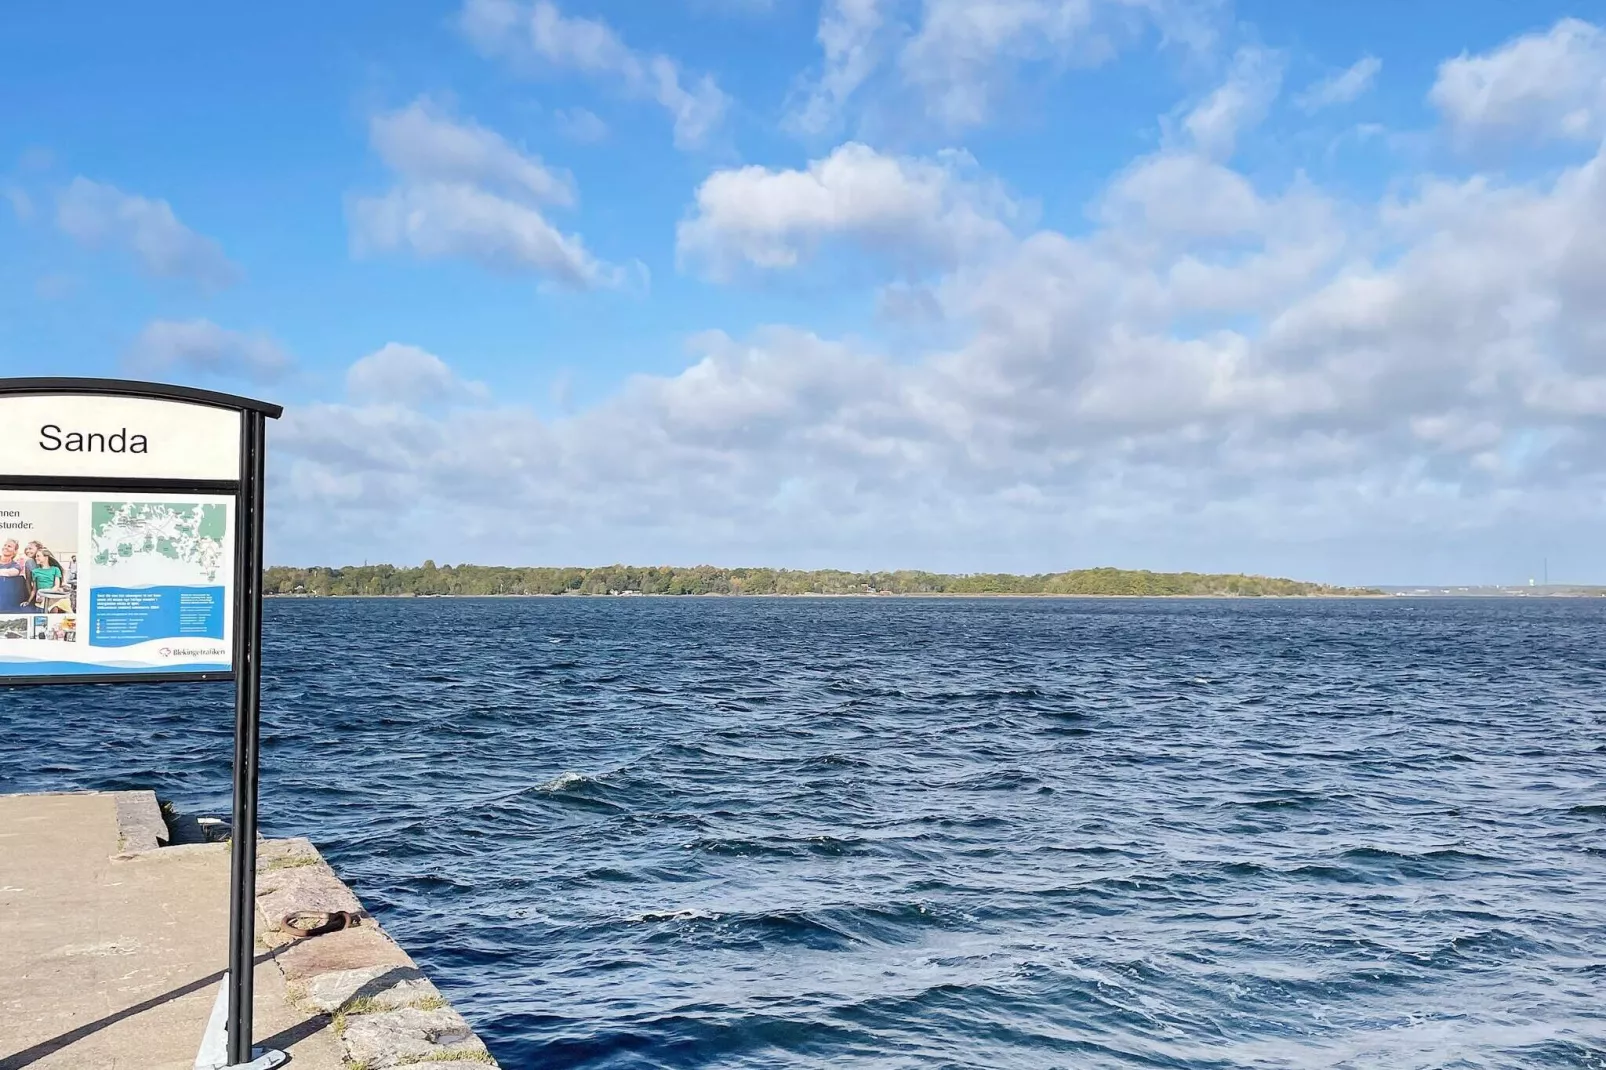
<box><xmin>39</xmin><ymin>424</ymin><xmax>150</xmax><ymax>454</ymax></box>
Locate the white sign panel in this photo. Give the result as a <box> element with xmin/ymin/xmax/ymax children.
<box><xmin>0</xmin><ymin>490</ymin><xmax>235</xmax><ymax>679</ymax></box>
<box><xmin>0</xmin><ymin>395</ymin><xmax>241</xmax><ymax>481</ymax></box>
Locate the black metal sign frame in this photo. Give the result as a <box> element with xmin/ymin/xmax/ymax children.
<box><xmin>0</xmin><ymin>377</ymin><xmax>282</xmax><ymax>1068</ymax></box>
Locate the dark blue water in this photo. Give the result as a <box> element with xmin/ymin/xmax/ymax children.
<box><xmin>3</xmin><ymin>598</ymin><xmax>1605</xmax><ymax>1068</ymax></box>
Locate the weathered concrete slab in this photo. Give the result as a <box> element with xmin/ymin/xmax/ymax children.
<box><xmin>0</xmin><ymin>792</ymin><xmax>344</xmax><ymax>1070</ymax></box>
<box><xmin>110</xmin><ymin>790</ymin><xmax>168</xmax><ymax>854</ymax></box>
<box><xmin>0</xmin><ymin>791</ymin><xmax>499</xmax><ymax>1070</ymax></box>
<box><xmin>339</xmin><ymin>1006</ymin><xmax>488</xmax><ymax>1068</ymax></box>
<box><xmin>294</xmin><ymin>964</ymin><xmax>440</xmax><ymax>1014</ymax></box>
<box><xmin>272</xmin><ymin>925</ymin><xmax>416</xmax><ymax>982</ymax></box>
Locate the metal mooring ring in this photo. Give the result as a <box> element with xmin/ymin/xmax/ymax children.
<box><xmin>280</xmin><ymin>910</ymin><xmax>360</xmax><ymax>938</ymax></box>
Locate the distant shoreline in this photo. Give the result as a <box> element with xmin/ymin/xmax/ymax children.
<box><xmin>258</xmin><ymin>568</ymin><xmax>1606</xmax><ymax>599</ymax></box>
<box><xmin>263</xmin><ymin>589</ymin><xmax>1605</xmax><ymax>600</ymax></box>
<box><xmin>263</xmin><ymin>564</ymin><xmax>1377</xmax><ymax>599</ymax></box>
<box><xmin>266</xmin><ymin>591</ymin><xmax>1396</xmax><ymax>600</ymax></box>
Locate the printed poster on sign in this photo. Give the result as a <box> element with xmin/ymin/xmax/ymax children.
<box><xmin>0</xmin><ymin>490</ymin><xmax>234</xmax><ymax>679</ymax></box>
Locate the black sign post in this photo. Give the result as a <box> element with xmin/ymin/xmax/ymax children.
<box><xmin>0</xmin><ymin>378</ymin><xmax>283</xmax><ymax>1069</ymax></box>
<box><xmin>226</xmin><ymin>400</ymin><xmax>272</xmax><ymax>1069</ymax></box>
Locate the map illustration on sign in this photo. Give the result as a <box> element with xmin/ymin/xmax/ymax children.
<box><xmin>88</xmin><ymin>501</ymin><xmax>230</xmax><ymax>651</ymax></box>
<box><xmin>91</xmin><ymin>502</ymin><xmax>228</xmax><ymax>585</ymax></box>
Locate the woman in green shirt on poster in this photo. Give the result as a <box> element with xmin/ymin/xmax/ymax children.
<box><xmin>29</xmin><ymin>548</ymin><xmax>64</xmax><ymax>600</ymax></box>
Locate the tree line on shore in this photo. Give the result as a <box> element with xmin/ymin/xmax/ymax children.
<box><xmin>263</xmin><ymin>563</ymin><xmax>1378</xmax><ymax>598</ymax></box>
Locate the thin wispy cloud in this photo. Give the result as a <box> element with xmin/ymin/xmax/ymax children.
<box><xmin>127</xmin><ymin>319</ymin><xmax>292</xmax><ymax>383</ymax></box>
<box><xmin>789</xmin><ymin>0</ymin><xmax>889</xmax><ymax>136</ymax></box>
<box><xmin>460</xmin><ymin>0</ymin><xmax>728</xmax><ymax>149</ymax></box>
<box><xmin>1296</xmin><ymin>55</ymin><xmax>1381</xmax><ymax>111</ymax></box>
<box><xmin>56</xmin><ymin>178</ymin><xmax>239</xmax><ymax>289</ymax></box>
<box><xmin>1180</xmin><ymin>46</ymin><xmax>1285</xmax><ymax>159</ymax></box>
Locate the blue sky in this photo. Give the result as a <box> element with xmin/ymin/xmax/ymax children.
<box><xmin>5</xmin><ymin>1</ymin><xmax>1606</xmax><ymax>584</ymax></box>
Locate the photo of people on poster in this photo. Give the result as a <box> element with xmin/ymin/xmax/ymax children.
<box><xmin>0</xmin><ymin>501</ymin><xmax>79</xmax><ymax>616</ymax></box>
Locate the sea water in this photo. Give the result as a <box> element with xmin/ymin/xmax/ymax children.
<box><xmin>3</xmin><ymin>597</ymin><xmax>1603</xmax><ymax>1068</ymax></box>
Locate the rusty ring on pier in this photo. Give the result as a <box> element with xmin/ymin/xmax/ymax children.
<box><xmin>280</xmin><ymin>909</ymin><xmax>362</xmax><ymax>938</ymax></box>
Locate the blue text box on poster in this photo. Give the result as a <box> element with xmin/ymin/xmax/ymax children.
<box><xmin>90</xmin><ymin>586</ymin><xmax>226</xmax><ymax>647</ymax></box>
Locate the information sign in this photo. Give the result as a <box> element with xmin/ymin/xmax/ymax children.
<box><xmin>0</xmin><ymin>378</ymin><xmax>283</xmax><ymax>1069</ymax></box>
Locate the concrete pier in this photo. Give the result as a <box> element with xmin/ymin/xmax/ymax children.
<box><xmin>0</xmin><ymin>792</ymin><xmax>497</xmax><ymax>1070</ymax></box>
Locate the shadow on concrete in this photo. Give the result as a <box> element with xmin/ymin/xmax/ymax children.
<box><xmin>251</xmin><ymin>965</ymin><xmax>421</xmax><ymax>1056</ymax></box>
<box><xmin>340</xmin><ymin>965</ymin><xmax>425</xmax><ymax>1008</ymax></box>
<box><xmin>0</xmin><ymin>951</ymin><xmax>276</xmax><ymax>1069</ymax></box>
<box><xmin>252</xmin><ymin>1012</ymin><xmax>331</xmax><ymax>1059</ymax></box>
<box><xmin>250</xmin><ymin>963</ymin><xmax>430</xmax><ymax>1060</ymax></box>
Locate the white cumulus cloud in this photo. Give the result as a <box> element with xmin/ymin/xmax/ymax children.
<box><xmin>348</xmin><ymin>98</ymin><xmax>612</xmax><ymax>289</ymax></box>
<box><xmin>346</xmin><ymin>343</ymin><xmax>490</xmax><ymax>405</ymax></box>
<box><xmin>678</xmin><ymin>142</ymin><xmax>1022</xmax><ymax>277</ymax></box>
<box><xmin>1430</xmin><ymin>17</ymin><xmax>1606</xmax><ymax>145</ymax></box>
<box><xmin>370</xmin><ymin>99</ymin><xmax>574</xmax><ymax>204</ymax></box>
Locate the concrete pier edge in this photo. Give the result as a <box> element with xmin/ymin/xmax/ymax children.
<box><xmin>111</xmin><ymin>791</ymin><xmax>169</xmax><ymax>854</ymax></box>
<box><xmin>116</xmin><ymin>790</ymin><xmax>501</xmax><ymax>1070</ymax></box>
